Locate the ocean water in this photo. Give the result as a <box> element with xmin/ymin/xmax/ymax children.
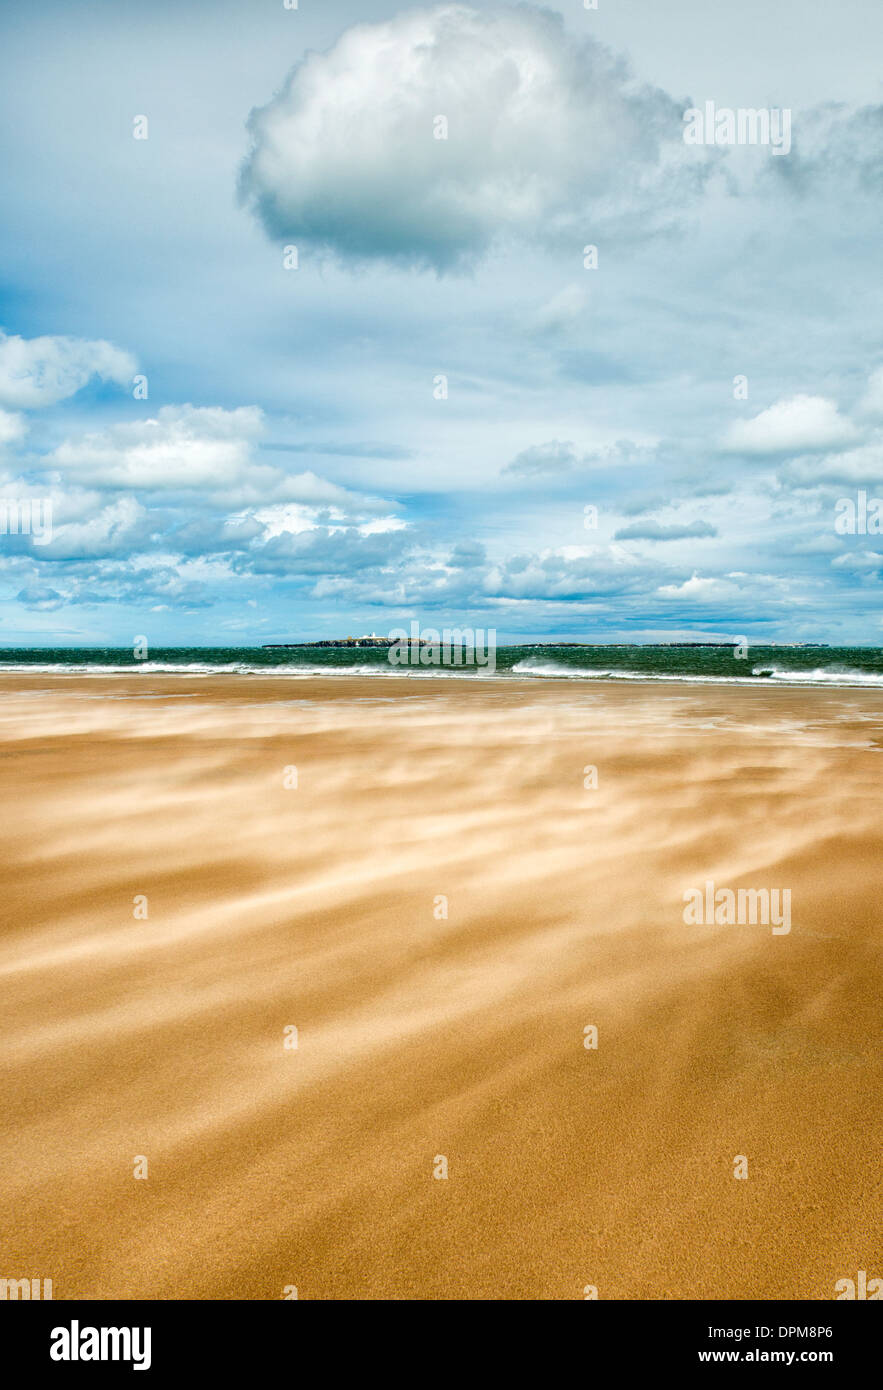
<box><xmin>1</xmin><ymin>644</ymin><xmax>883</xmax><ymax>687</ymax></box>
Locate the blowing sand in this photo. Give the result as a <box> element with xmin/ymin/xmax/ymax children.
<box><xmin>0</xmin><ymin>673</ymin><xmax>881</xmax><ymax>1300</ymax></box>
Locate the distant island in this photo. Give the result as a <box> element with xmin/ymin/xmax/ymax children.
<box><xmin>265</xmin><ymin>634</ymin><xmax>430</xmax><ymax>649</ymax></box>
<box><xmin>264</xmin><ymin>637</ymin><xmax>831</xmax><ymax>650</ymax></box>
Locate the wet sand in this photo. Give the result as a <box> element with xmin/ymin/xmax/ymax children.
<box><xmin>0</xmin><ymin>673</ymin><xmax>881</xmax><ymax>1300</ymax></box>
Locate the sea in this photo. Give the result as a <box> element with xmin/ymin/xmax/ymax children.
<box><xmin>1</xmin><ymin>645</ymin><xmax>883</xmax><ymax>687</ymax></box>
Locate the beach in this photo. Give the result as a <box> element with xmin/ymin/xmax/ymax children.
<box><xmin>1</xmin><ymin>672</ymin><xmax>880</xmax><ymax>1300</ymax></box>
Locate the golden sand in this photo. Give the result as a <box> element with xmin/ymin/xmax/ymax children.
<box><xmin>0</xmin><ymin>674</ymin><xmax>880</xmax><ymax>1299</ymax></box>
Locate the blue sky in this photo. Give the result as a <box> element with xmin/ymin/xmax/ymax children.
<box><xmin>1</xmin><ymin>0</ymin><xmax>883</xmax><ymax>646</ymax></box>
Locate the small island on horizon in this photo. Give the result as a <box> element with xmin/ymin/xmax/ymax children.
<box><xmin>264</xmin><ymin>637</ymin><xmax>832</xmax><ymax>650</ymax></box>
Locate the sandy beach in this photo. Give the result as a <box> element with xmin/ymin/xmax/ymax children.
<box><xmin>1</xmin><ymin>673</ymin><xmax>880</xmax><ymax>1300</ymax></box>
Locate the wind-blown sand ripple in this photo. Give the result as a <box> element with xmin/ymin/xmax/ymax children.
<box><xmin>1</xmin><ymin>675</ymin><xmax>881</xmax><ymax>1299</ymax></box>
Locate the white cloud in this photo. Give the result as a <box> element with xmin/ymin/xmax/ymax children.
<box><xmin>657</xmin><ymin>573</ymin><xmax>740</xmax><ymax>600</ymax></box>
<box><xmin>51</xmin><ymin>405</ymin><xmax>262</xmax><ymax>490</ymax></box>
<box><xmin>504</xmin><ymin>439</ymin><xmax>580</xmax><ymax>475</ymax></box>
<box><xmin>831</xmin><ymin>550</ymin><xmax>883</xmax><ymax>573</ymax></box>
<box><xmin>48</xmin><ymin>405</ymin><xmax>389</xmax><ymax>511</ymax></box>
<box><xmin>0</xmin><ymin>407</ymin><xmax>27</xmax><ymax>446</ymax></box>
<box><xmin>358</xmin><ymin>516</ymin><xmax>409</xmax><ymax>536</ymax></box>
<box><xmin>503</xmin><ymin>436</ymin><xmax>651</xmax><ymax>476</ymax></box>
<box><xmin>251</xmin><ymin>502</ymin><xmax>327</xmax><ymax>538</ymax></box>
<box><xmin>239</xmin><ymin>4</ymin><xmax>695</xmax><ymax>270</ymax></box>
<box><xmin>482</xmin><ymin>543</ymin><xmax>648</xmax><ymax>601</ymax></box>
<box><xmin>724</xmin><ymin>394</ymin><xmax>858</xmax><ymax>456</ymax></box>
<box><xmin>38</xmin><ymin>496</ymin><xmax>147</xmax><ymax>560</ymax></box>
<box><xmin>781</xmin><ymin>434</ymin><xmax>883</xmax><ymax>487</ymax></box>
<box><xmin>0</xmin><ymin>330</ymin><xmax>136</xmax><ymax>409</ymax></box>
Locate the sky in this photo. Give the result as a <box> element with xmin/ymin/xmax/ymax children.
<box><xmin>1</xmin><ymin>0</ymin><xmax>882</xmax><ymax>647</ymax></box>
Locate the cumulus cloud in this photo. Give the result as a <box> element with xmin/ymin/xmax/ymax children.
<box><xmin>831</xmin><ymin>550</ymin><xmax>883</xmax><ymax>575</ymax></box>
<box><xmin>483</xmin><ymin>544</ymin><xmax>649</xmax><ymax>601</ymax></box>
<box><xmin>504</xmin><ymin>440</ymin><xmax>580</xmax><ymax>476</ymax></box>
<box><xmin>0</xmin><ymin>330</ymin><xmax>136</xmax><ymax>409</ymax></box>
<box><xmin>503</xmin><ymin>437</ymin><xmax>651</xmax><ymax>476</ymax></box>
<box><xmin>15</xmin><ymin>584</ymin><xmax>64</xmax><ymax>611</ymax></box>
<box><xmin>50</xmin><ymin>405</ymin><xmax>264</xmax><ymax>491</ymax></box>
<box><xmin>0</xmin><ymin>395</ymin><xmax>411</xmax><ymax>605</ymax></box>
<box><xmin>238</xmin><ymin>524</ymin><xmax>411</xmax><ymax>578</ymax></box>
<box><xmin>780</xmin><ymin>435</ymin><xmax>883</xmax><ymax>487</ymax></box>
<box><xmin>20</xmin><ymin>558</ymin><xmax>218</xmax><ymax>610</ymax></box>
<box><xmin>47</xmin><ymin>405</ymin><xmax>394</xmax><ymax>514</ymax></box>
<box><xmin>657</xmin><ymin>573</ymin><xmax>742</xmax><ymax>600</ymax></box>
<box><xmin>35</xmin><ymin>496</ymin><xmax>148</xmax><ymax>561</ymax></box>
<box><xmin>723</xmin><ymin>394</ymin><xmax>858</xmax><ymax>456</ymax></box>
<box><xmin>239</xmin><ymin>4</ymin><xmax>699</xmax><ymax>271</ymax></box>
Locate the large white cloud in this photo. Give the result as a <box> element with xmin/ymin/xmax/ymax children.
<box><xmin>0</xmin><ymin>330</ymin><xmax>136</xmax><ymax>409</ymax></box>
<box><xmin>36</xmin><ymin>496</ymin><xmax>148</xmax><ymax>561</ymax></box>
<box><xmin>723</xmin><ymin>395</ymin><xmax>858</xmax><ymax>457</ymax></box>
<box><xmin>46</xmin><ymin>404</ymin><xmax>390</xmax><ymax>514</ymax></box>
<box><xmin>781</xmin><ymin>435</ymin><xmax>883</xmax><ymax>487</ymax></box>
<box><xmin>51</xmin><ymin>405</ymin><xmax>265</xmax><ymax>490</ymax></box>
<box><xmin>239</xmin><ymin>3</ymin><xmax>696</xmax><ymax>270</ymax></box>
